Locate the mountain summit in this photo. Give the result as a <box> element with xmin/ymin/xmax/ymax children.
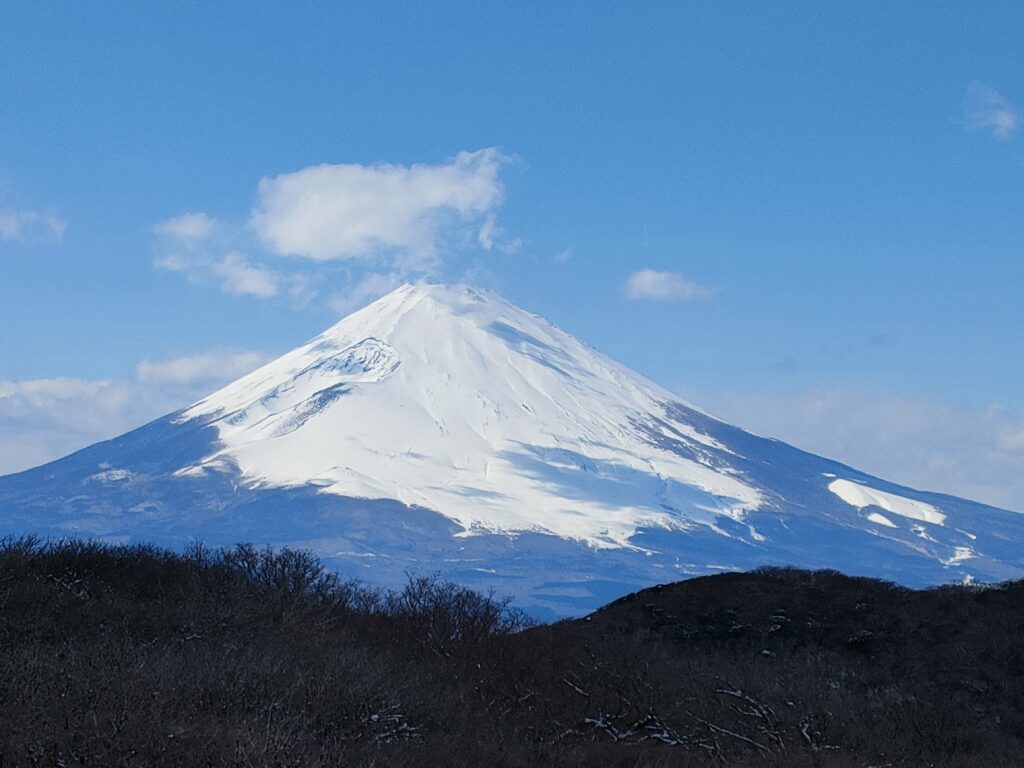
<box><xmin>181</xmin><ymin>283</ymin><xmax>761</xmax><ymax>548</ymax></box>
<box><xmin>3</xmin><ymin>283</ymin><xmax>1023</xmax><ymax>616</ymax></box>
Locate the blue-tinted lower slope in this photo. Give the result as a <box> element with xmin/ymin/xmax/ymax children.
<box><xmin>2</xmin><ymin>403</ymin><xmax>1024</xmax><ymax>617</ymax></box>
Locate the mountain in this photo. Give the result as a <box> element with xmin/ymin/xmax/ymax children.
<box><xmin>2</xmin><ymin>283</ymin><xmax>1022</xmax><ymax>617</ymax></box>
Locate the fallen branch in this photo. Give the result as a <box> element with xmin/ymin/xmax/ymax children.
<box><xmin>562</xmin><ymin>677</ymin><xmax>591</xmax><ymax>698</ymax></box>
<box><xmin>685</xmin><ymin>710</ymin><xmax>771</xmax><ymax>753</ymax></box>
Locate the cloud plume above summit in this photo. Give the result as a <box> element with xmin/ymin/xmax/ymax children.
<box><xmin>151</xmin><ymin>149</ymin><xmax>514</xmax><ymax>309</ymax></box>
<box><xmin>251</xmin><ymin>149</ymin><xmax>509</xmax><ymax>263</ymax></box>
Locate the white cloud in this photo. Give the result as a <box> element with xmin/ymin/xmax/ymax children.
<box><xmin>0</xmin><ymin>377</ymin><xmax>123</xmax><ymax>408</ymax></box>
<box><xmin>213</xmin><ymin>252</ymin><xmax>279</xmax><ymax>298</ymax></box>
<box><xmin>625</xmin><ymin>269</ymin><xmax>710</xmax><ymax>301</ymax></box>
<box><xmin>477</xmin><ymin>212</ymin><xmax>498</xmax><ymax>250</ymax></box>
<box><xmin>153</xmin><ymin>214</ymin><xmax>283</xmax><ymax>299</ymax></box>
<box><xmin>152</xmin><ymin>150</ymin><xmax>517</xmax><ymax>310</ymax></box>
<box><xmin>250</xmin><ymin>148</ymin><xmax>509</xmax><ymax>262</ymax></box>
<box><xmin>0</xmin><ymin>349</ymin><xmax>269</xmax><ymax>476</ymax></box>
<box><xmin>154</xmin><ymin>248</ymin><xmax>282</xmax><ymax>300</ymax></box>
<box><xmin>0</xmin><ymin>378</ymin><xmax>136</xmax><ymax>475</ymax></box>
<box><xmin>135</xmin><ymin>350</ymin><xmax>270</xmax><ymax>385</ymax></box>
<box><xmin>0</xmin><ymin>210</ymin><xmax>66</xmax><ymax>242</ymax></box>
<box><xmin>153</xmin><ymin>253</ymin><xmax>189</xmax><ymax>272</ymax></box>
<box><xmin>154</xmin><ymin>212</ymin><xmax>217</xmax><ymax>241</ymax></box>
<box><xmin>697</xmin><ymin>387</ymin><xmax>1024</xmax><ymax>513</ymax></box>
<box><xmin>966</xmin><ymin>81</ymin><xmax>1018</xmax><ymax>140</ymax></box>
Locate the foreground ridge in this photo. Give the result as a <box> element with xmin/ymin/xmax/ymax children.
<box><xmin>3</xmin><ymin>538</ymin><xmax>1023</xmax><ymax>767</ymax></box>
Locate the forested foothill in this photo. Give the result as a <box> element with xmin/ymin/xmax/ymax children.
<box><xmin>2</xmin><ymin>537</ymin><xmax>1023</xmax><ymax>767</ymax></box>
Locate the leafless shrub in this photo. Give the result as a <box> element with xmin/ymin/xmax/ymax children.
<box><xmin>2</xmin><ymin>538</ymin><xmax>1023</xmax><ymax>767</ymax></box>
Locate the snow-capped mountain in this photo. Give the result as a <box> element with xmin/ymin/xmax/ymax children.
<box><xmin>2</xmin><ymin>284</ymin><xmax>1022</xmax><ymax>617</ymax></box>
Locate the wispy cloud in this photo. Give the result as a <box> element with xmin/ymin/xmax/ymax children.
<box><xmin>625</xmin><ymin>269</ymin><xmax>711</xmax><ymax>301</ymax></box>
<box><xmin>154</xmin><ymin>215</ymin><xmax>283</xmax><ymax>300</ymax></box>
<box><xmin>135</xmin><ymin>349</ymin><xmax>270</xmax><ymax>385</ymax></box>
<box><xmin>153</xmin><ymin>211</ymin><xmax>218</xmax><ymax>241</ymax></box>
<box><xmin>698</xmin><ymin>387</ymin><xmax>1024</xmax><ymax>513</ymax></box>
<box><xmin>250</xmin><ymin>148</ymin><xmax>511</xmax><ymax>263</ymax></box>
<box><xmin>212</xmin><ymin>252</ymin><xmax>279</xmax><ymax>298</ymax></box>
<box><xmin>0</xmin><ymin>378</ymin><xmax>132</xmax><ymax>475</ymax></box>
<box><xmin>0</xmin><ymin>210</ymin><xmax>66</xmax><ymax>242</ymax></box>
<box><xmin>155</xmin><ymin>248</ymin><xmax>318</xmax><ymax>305</ymax></box>
<box><xmin>477</xmin><ymin>212</ymin><xmax>498</xmax><ymax>250</ymax></box>
<box><xmin>328</xmin><ymin>272</ymin><xmax>406</xmax><ymax>316</ymax></box>
<box><xmin>0</xmin><ymin>349</ymin><xmax>269</xmax><ymax>476</ymax></box>
<box><xmin>966</xmin><ymin>81</ymin><xmax>1018</xmax><ymax>140</ymax></box>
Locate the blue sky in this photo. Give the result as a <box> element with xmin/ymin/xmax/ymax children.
<box><xmin>2</xmin><ymin>2</ymin><xmax>1023</xmax><ymax>509</ymax></box>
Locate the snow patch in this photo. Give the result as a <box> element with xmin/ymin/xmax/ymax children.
<box><xmin>911</xmin><ymin>525</ymin><xmax>938</xmax><ymax>542</ymax></box>
<box><xmin>828</xmin><ymin>479</ymin><xmax>946</xmax><ymax>526</ymax></box>
<box><xmin>87</xmin><ymin>468</ymin><xmax>133</xmax><ymax>484</ymax></box>
<box><xmin>943</xmin><ymin>547</ymin><xmax>975</xmax><ymax>566</ymax></box>
<box><xmin>866</xmin><ymin>511</ymin><xmax>897</xmax><ymax>529</ymax></box>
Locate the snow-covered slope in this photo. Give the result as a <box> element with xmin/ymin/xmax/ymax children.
<box><xmin>2</xmin><ymin>283</ymin><xmax>1023</xmax><ymax>617</ymax></box>
<box><xmin>180</xmin><ymin>284</ymin><xmax>760</xmax><ymax>547</ymax></box>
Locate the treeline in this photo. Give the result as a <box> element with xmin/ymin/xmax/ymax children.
<box><xmin>2</xmin><ymin>537</ymin><xmax>1023</xmax><ymax>766</ymax></box>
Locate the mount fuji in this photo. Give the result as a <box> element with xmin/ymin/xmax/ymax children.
<box><xmin>2</xmin><ymin>284</ymin><xmax>1022</xmax><ymax>617</ymax></box>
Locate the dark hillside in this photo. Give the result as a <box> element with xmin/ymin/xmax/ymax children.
<box><xmin>2</xmin><ymin>537</ymin><xmax>1023</xmax><ymax>767</ymax></box>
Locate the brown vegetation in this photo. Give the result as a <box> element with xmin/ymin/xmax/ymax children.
<box><xmin>2</xmin><ymin>537</ymin><xmax>1023</xmax><ymax>766</ymax></box>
